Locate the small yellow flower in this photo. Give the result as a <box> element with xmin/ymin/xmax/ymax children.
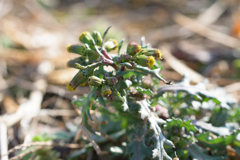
<box><xmin>103</xmin><ymin>89</ymin><xmax>112</xmax><ymax>96</ymax></box>
<box><xmin>154</xmin><ymin>49</ymin><xmax>163</xmax><ymax>60</ymax></box>
<box><xmin>107</xmin><ymin>92</ymin><xmax>115</xmax><ymax>101</ymax></box>
<box><xmin>101</xmin><ymin>85</ymin><xmax>112</xmax><ymax>97</ymax></box>
<box><xmin>146</xmin><ymin>56</ymin><xmax>155</xmax><ymax>67</ymax></box>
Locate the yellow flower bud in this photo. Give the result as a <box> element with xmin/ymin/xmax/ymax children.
<box><xmin>105</xmin><ymin>77</ymin><xmax>118</xmax><ymax>86</ymax></box>
<box><xmin>66</xmin><ymin>83</ymin><xmax>76</xmax><ymax>91</ymax></box>
<box><xmin>88</xmin><ymin>76</ymin><xmax>103</xmax><ymax>87</ymax></box>
<box><xmin>104</xmin><ymin>39</ymin><xmax>118</xmax><ymax>52</ymax></box>
<box><xmin>92</xmin><ymin>31</ymin><xmax>102</xmax><ymax>46</ymax></box>
<box><xmin>140</xmin><ymin>48</ymin><xmax>163</xmax><ymax>60</ymax></box>
<box><xmin>66</xmin><ymin>44</ymin><xmax>90</xmax><ymax>57</ymax></box>
<box><xmin>153</xmin><ymin>49</ymin><xmax>163</xmax><ymax>60</ymax></box>
<box><xmin>135</xmin><ymin>55</ymin><xmax>155</xmax><ymax>68</ymax></box>
<box><xmin>126</xmin><ymin>42</ymin><xmax>142</xmax><ymax>56</ymax></box>
<box><xmin>67</xmin><ymin>57</ymin><xmax>87</xmax><ymax>68</ymax></box>
<box><xmin>66</xmin><ymin>69</ymin><xmax>91</xmax><ymax>91</ymax></box>
<box><xmin>79</xmin><ymin>31</ymin><xmax>94</xmax><ymax>48</ymax></box>
<box><xmin>88</xmin><ymin>50</ymin><xmax>100</xmax><ymax>61</ymax></box>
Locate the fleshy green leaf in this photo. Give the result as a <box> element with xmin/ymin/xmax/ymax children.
<box><xmin>188</xmin><ymin>144</ymin><xmax>225</xmax><ymax>160</ymax></box>
<box><xmin>121</xmin><ymin>95</ymin><xmax>129</xmax><ymax>111</ymax></box>
<box><xmin>117</xmin><ymin>70</ymin><xmax>147</xmax><ymax>79</ymax></box>
<box><xmin>196</xmin><ymin>129</ymin><xmax>240</xmax><ymax>150</ymax></box>
<box><xmin>118</xmin><ymin>39</ymin><xmax>125</xmax><ymax>55</ymax></box>
<box><xmin>119</xmin><ymin>62</ymin><xmax>133</xmax><ymax>68</ymax></box>
<box><xmin>52</xmin><ymin>131</ymin><xmax>72</xmax><ymax>141</ymax></box>
<box><xmin>112</xmin><ymin>87</ymin><xmax>124</xmax><ymax>103</ymax></box>
<box><xmin>72</xmin><ymin>88</ymin><xmax>97</xmax><ymax>133</ymax></box>
<box><xmin>135</xmin><ymin>86</ymin><xmax>154</xmax><ymax>96</ymax></box>
<box><xmin>116</xmin><ymin>80</ymin><xmax>132</xmax><ymax>90</ymax></box>
<box><xmin>134</xmin><ymin>64</ymin><xmax>168</xmax><ymax>84</ymax></box>
<box><xmin>156</xmin><ymin>76</ymin><xmax>236</xmax><ymax>109</ymax></box>
<box><xmin>165</xmin><ymin>118</ymin><xmax>198</xmax><ymax>132</ymax></box>
<box><xmin>98</xmin><ymin>96</ymin><xmax>106</xmax><ymax>107</ymax></box>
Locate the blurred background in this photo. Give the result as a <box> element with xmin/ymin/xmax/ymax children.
<box><xmin>0</xmin><ymin>0</ymin><xmax>240</xmax><ymax>159</ymax></box>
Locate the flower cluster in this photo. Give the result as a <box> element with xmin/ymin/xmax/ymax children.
<box><xmin>66</xmin><ymin>29</ymin><xmax>163</xmax><ymax>99</ymax></box>
<box><xmin>65</xmin><ymin>28</ymin><xmax>179</xmax><ymax>160</ymax></box>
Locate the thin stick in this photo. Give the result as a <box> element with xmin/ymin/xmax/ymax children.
<box><xmin>38</xmin><ymin>109</ymin><xmax>77</xmax><ymax>117</ymax></box>
<box><xmin>74</xmin><ymin>128</ymin><xmax>82</xmax><ymax>143</ymax></box>
<box><xmin>147</xmin><ymin>0</ymin><xmax>227</xmax><ymax>43</ymax></box>
<box><xmin>196</xmin><ymin>1</ymin><xmax>226</xmax><ymax>25</ymax></box>
<box><xmin>80</xmin><ymin>125</ymin><xmax>108</xmax><ymax>156</ymax></box>
<box><xmin>160</xmin><ymin>46</ymin><xmax>204</xmax><ymax>83</ymax></box>
<box><xmin>9</xmin><ymin>146</ymin><xmax>43</xmax><ymax>160</ymax></box>
<box><xmin>80</xmin><ymin>124</ymin><xmax>101</xmax><ymax>155</ymax></box>
<box><xmin>224</xmin><ymin>82</ymin><xmax>240</xmax><ymax>93</ymax></box>
<box><xmin>0</xmin><ymin>123</ymin><xmax>8</xmax><ymax>160</ymax></box>
<box><xmin>1</xmin><ymin>141</ymin><xmax>83</xmax><ymax>159</ymax></box>
<box><xmin>174</xmin><ymin>13</ymin><xmax>240</xmax><ymax>49</ymax></box>
<box><xmin>72</xmin><ymin>105</ymin><xmax>82</xmax><ymax>116</ymax></box>
<box><xmin>98</xmin><ymin>131</ymin><xmax>117</xmax><ymax>143</ymax></box>
<box><xmin>134</xmin><ymin>128</ymin><xmax>150</xmax><ymax>142</ymax></box>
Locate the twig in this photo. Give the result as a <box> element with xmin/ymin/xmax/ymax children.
<box><xmin>147</xmin><ymin>0</ymin><xmax>227</xmax><ymax>43</ymax></box>
<box><xmin>1</xmin><ymin>141</ymin><xmax>83</xmax><ymax>159</ymax></box>
<box><xmin>0</xmin><ymin>123</ymin><xmax>8</xmax><ymax>160</ymax></box>
<box><xmin>174</xmin><ymin>13</ymin><xmax>240</xmax><ymax>49</ymax></box>
<box><xmin>9</xmin><ymin>146</ymin><xmax>43</xmax><ymax>160</ymax></box>
<box><xmin>160</xmin><ymin>45</ymin><xmax>204</xmax><ymax>83</ymax></box>
<box><xmin>80</xmin><ymin>125</ymin><xmax>109</xmax><ymax>156</ymax></box>
<box><xmin>72</xmin><ymin>104</ymin><xmax>82</xmax><ymax>116</ymax></box>
<box><xmin>98</xmin><ymin>131</ymin><xmax>118</xmax><ymax>143</ymax></box>
<box><xmin>70</xmin><ymin>105</ymin><xmax>96</xmax><ymax>117</ymax></box>
<box><xmin>73</xmin><ymin>128</ymin><xmax>82</xmax><ymax>143</ymax></box>
<box><xmin>196</xmin><ymin>1</ymin><xmax>226</xmax><ymax>25</ymax></box>
<box><xmin>134</xmin><ymin>128</ymin><xmax>150</xmax><ymax>142</ymax></box>
<box><xmin>224</xmin><ymin>82</ymin><xmax>240</xmax><ymax>93</ymax></box>
<box><xmin>38</xmin><ymin>109</ymin><xmax>77</xmax><ymax>117</ymax></box>
<box><xmin>0</xmin><ymin>79</ymin><xmax>46</xmax><ymax>128</ymax></box>
<box><xmin>0</xmin><ymin>0</ymin><xmax>12</xmax><ymax>19</ymax></box>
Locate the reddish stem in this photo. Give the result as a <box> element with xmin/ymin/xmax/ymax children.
<box><xmin>102</xmin><ymin>49</ymin><xmax>112</xmax><ymax>60</ymax></box>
